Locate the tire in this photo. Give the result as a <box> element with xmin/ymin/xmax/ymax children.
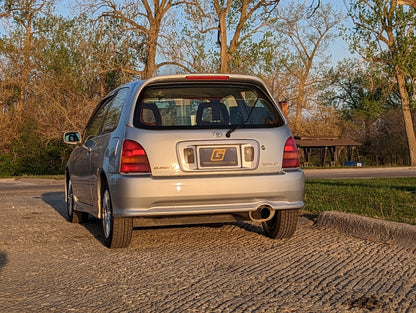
<box><xmin>66</xmin><ymin>178</ymin><xmax>88</xmax><ymax>223</ymax></box>
<box><xmin>101</xmin><ymin>185</ymin><xmax>133</xmax><ymax>248</ymax></box>
<box><xmin>262</xmin><ymin>209</ymin><xmax>299</xmax><ymax>239</ymax></box>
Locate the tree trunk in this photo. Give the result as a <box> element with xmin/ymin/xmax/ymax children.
<box><xmin>143</xmin><ymin>23</ymin><xmax>159</xmax><ymax>79</ymax></box>
<box><xmin>18</xmin><ymin>20</ymin><xmax>33</xmax><ymax>114</ymax></box>
<box><xmin>294</xmin><ymin>80</ymin><xmax>305</xmax><ymax>133</ymax></box>
<box><xmin>395</xmin><ymin>70</ymin><xmax>416</xmax><ymax>166</ymax></box>
<box><xmin>218</xmin><ymin>11</ymin><xmax>229</xmax><ymax>73</ymax></box>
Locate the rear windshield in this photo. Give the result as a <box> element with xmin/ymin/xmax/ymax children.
<box><xmin>133</xmin><ymin>83</ymin><xmax>284</xmax><ymax>129</ymax></box>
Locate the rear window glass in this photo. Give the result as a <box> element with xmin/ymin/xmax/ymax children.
<box><xmin>133</xmin><ymin>84</ymin><xmax>284</xmax><ymax>129</ymax></box>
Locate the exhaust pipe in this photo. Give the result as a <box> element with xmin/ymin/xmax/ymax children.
<box><xmin>249</xmin><ymin>205</ymin><xmax>275</xmax><ymax>222</ymax></box>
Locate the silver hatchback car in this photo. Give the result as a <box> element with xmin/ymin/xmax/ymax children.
<box><xmin>64</xmin><ymin>74</ymin><xmax>304</xmax><ymax>248</ymax></box>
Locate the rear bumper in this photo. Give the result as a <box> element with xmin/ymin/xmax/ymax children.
<box><xmin>108</xmin><ymin>170</ymin><xmax>304</xmax><ymax>217</ymax></box>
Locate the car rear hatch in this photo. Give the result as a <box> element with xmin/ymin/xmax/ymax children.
<box><xmin>124</xmin><ymin>74</ymin><xmax>297</xmax><ymax>177</ymax></box>
<box><xmin>124</xmin><ymin>128</ymin><xmax>295</xmax><ymax>177</ymax></box>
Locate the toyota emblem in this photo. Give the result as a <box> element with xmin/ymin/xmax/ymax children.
<box><xmin>212</xmin><ymin>131</ymin><xmax>223</xmax><ymax>138</ymax></box>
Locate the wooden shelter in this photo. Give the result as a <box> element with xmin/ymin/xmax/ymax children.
<box><xmin>295</xmin><ymin>137</ymin><xmax>362</xmax><ymax>167</ymax></box>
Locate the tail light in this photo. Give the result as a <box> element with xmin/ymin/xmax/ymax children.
<box><xmin>120</xmin><ymin>140</ymin><xmax>151</xmax><ymax>173</ymax></box>
<box><xmin>282</xmin><ymin>137</ymin><xmax>300</xmax><ymax>168</ymax></box>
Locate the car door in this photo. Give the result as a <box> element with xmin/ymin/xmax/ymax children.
<box><xmin>71</xmin><ymin>96</ymin><xmax>114</xmax><ymax>207</ymax></box>
<box><xmin>89</xmin><ymin>88</ymin><xmax>129</xmax><ymax>208</ymax></box>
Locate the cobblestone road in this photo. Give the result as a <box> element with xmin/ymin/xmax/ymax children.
<box><xmin>1</xmin><ymin>179</ymin><xmax>415</xmax><ymax>312</ymax></box>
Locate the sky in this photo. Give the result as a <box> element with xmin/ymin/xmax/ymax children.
<box><xmin>1</xmin><ymin>0</ymin><xmax>356</xmax><ymax>66</ymax></box>
<box><xmin>278</xmin><ymin>0</ymin><xmax>356</xmax><ymax>65</ymax></box>
<box><xmin>323</xmin><ymin>0</ymin><xmax>358</xmax><ymax>64</ymax></box>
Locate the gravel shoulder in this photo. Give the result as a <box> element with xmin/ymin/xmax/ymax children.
<box><xmin>1</xmin><ymin>179</ymin><xmax>415</xmax><ymax>312</ymax></box>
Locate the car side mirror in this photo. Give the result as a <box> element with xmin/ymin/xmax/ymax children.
<box><xmin>63</xmin><ymin>131</ymin><xmax>81</xmax><ymax>145</ymax></box>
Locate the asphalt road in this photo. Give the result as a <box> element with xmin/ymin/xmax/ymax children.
<box><xmin>0</xmin><ymin>177</ymin><xmax>415</xmax><ymax>312</ymax></box>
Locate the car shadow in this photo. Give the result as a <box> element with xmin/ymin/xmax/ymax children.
<box><xmin>233</xmin><ymin>221</ymin><xmax>265</xmax><ymax>235</ymax></box>
<box><xmin>41</xmin><ymin>191</ymin><xmax>67</xmax><ymax>219</ymax></box>
<box><xmin>133</xmin><ymin>222</ymin><xmax>264</xmax><ymax>235</ymax></box>
<box><xmin>41</xmin><ymin>192</ymin><xmax>104</xmax><ymax>244</ymax></box>
<box><xmin>41</xmin><ymin>191</ymin><xmax>266</xmax><ymax>247</ymax></box>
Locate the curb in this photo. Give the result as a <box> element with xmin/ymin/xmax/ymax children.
<box><xmin>315</xmin><ymin>211</ymin><xmax>416</xmax><ymax>250</ymax></box>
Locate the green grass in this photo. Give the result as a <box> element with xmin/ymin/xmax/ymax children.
<box><xmin>304</xmin><ymin>177</ymin><xmax>416</xmax><ymax>225</ymax></box>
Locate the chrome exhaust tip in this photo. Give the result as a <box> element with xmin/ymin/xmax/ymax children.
<box><xmin>249</xmin><ymin>205</ymin><xmax>275</xmax><ymax>222</ymax></box>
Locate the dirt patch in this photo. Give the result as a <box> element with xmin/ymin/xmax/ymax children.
<box><xmin>348</xmin><ymin>294</ymin><xmax>392</xmax><ymax>312</ymax></box>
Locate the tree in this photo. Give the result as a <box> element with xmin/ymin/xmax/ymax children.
<box><xmin>323</xmin><ymin>59</ymin><xmax>400</xmax><ymax>140</ymax></box>
<box><xmin>31</xmin><ymin>14</ymin><xmax>101</xmax><ymax>138</ymax></box>
<box><xmin>185</xmin><ymin>0</ymin><xmax>279</xmax><ymax>74</ymax></box>
<box><xmin>270</xmin><ymin>2</ymin><xmax>342</xmax><ymax>133</ymax></box>
<box><xmin>397</xmin><ymin>0</ymin><xmax>416</xmax><ymax>8</ymax></box>
<box><xmin>0</xmin><ymin>0</ymin><xmax>53</xmax><ymax>113</ymax></box>
<box><xmin>321</xmin><ymin>58</ymin><xmax>409</xmax><ymax>165</ymax></box>
<box><xmin>347</xmin><ymin>0</ymin><xmax>416</xmax><ymax>166</ymax></box>
<box><xmin>94</xmin><ymin>0</ymin><xmax>188</xmax><ymax>79</ymax></box>
<box><xmin>91</xmin><ymin>16</ymin><xmax>141</xmax><ymax>96</ymax></box>
<box><xmin>0</xmin><ymin>0</ymin><xmax>55</xmax><ymax>156</ymax></box>
<box><xmin>0</xmin><ymin>11</ymin><xmax>102</xmax><ymax>171</ymax></box>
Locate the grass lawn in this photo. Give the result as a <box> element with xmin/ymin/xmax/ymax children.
<box><xmin>304</xmin><ymin>177</ymin><xmax>416</xmax><ymax>225</ymax></box>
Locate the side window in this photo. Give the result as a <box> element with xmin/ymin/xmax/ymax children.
<box><xmin>102</xmin><ymin>88</ymin><xmax>128</xmax><ymax>134</ymax></box>
<box><xmin>83</xmin><ymin>97</ymin><xmax>114</xmax><ymax>143</ymax></box>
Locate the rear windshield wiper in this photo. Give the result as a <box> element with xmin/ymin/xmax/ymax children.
<box><xmin>226</xmin><ymin>97</ymin><xmax>259</xmax><ymax>138</ymax></box>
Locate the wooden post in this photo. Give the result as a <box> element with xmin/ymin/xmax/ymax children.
<box><xmin>279</xmin><ymin>101</ymin><xmax>288</xmax><ymax>118</ymax></box>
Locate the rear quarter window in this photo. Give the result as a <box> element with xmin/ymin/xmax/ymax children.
<box><xmin>101</xmin><ymin>87</ymin><xmax>128</xmax><ymax>134</ymax></box>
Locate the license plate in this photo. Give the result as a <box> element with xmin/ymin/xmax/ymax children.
<box><xmin>199</xmin><ymin>146</ymin><xmax>238</xmax><ymax>168</ymax></box>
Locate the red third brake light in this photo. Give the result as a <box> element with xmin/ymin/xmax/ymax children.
<box><xmin>185</xmin><ymin>75</ymin><xmax>229</xmax><ymax>81</ymax></box>
<box><xmin>282</xmin><ymin>137</ymin><xmax>300</xmax><ymax>168</ymax></box>
<box><xmin>120</xmin><ymin>140</ymin><xmax>151</xmax><ymax>173</ymax></box>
